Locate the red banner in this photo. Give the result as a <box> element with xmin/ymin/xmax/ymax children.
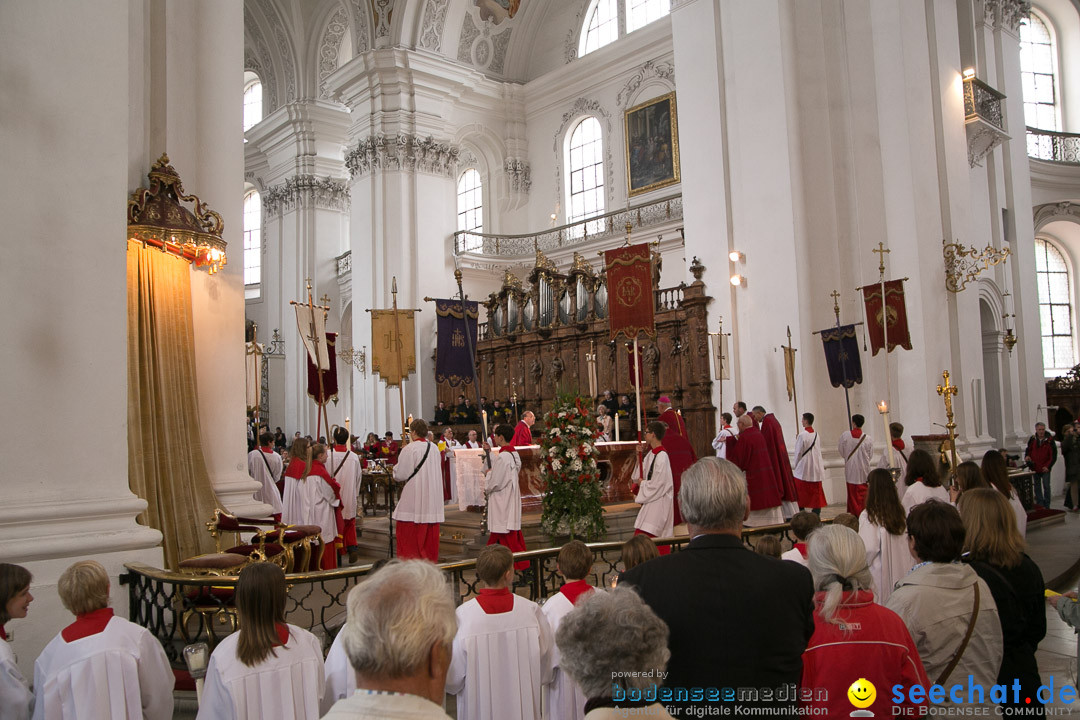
<box><xmin>627</xmin><ymin>344</ymin><xmax>645</xmax><ymax>389</ymax></box>
<box><xmin>861</xmin><ymin>280</ymin><xmax>912</xmax><ymax>356</ymax></box>
<box><xmin>605</xmin><ymin>243</ymin><xmax>656</xmax><ymax>341</ymax></box>
<box><xmin>307</xmin><ymin>331</ymin><xmax>339</xmax><ymax>403</ymax></box>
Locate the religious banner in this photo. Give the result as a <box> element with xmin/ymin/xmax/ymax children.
<box><xmin>434</xmin><ymin>298</ymin><xmax>479</xmax><ymax>386</ymax></box>
<box><xmin>819</xmin><ymin>325</ymin><xmax>863</xmax><ymax>388</ymax></box>
<box><xmin>295</xmin><ymin>303</ymin><xmax>330</xmax><ymax>371</ymax></box>
<box><xmin>710</xmin><ymin>333</ymin><xmax>730</xmax><ymax>380</ymax></box>
<box><xmin>245</xmin><ymin>341</ymin><xmax>263</xmax><ymax>410</ymax></box>
<box><xmin>860</xmin><ymin>279</ymin><xmax>913</xmax><ymax>356</ymax></box>
<box><xmin>371</xmin><ymin>309</ymin><xmax>417</xmax><ymax>387</ymax></box>
<box><xmin>307</xmin><ymin>332</ymin><xmax>339</xmax><ymax>404</ymax></box>
<box><xmin>627</xmin><ymin>343</ymin><xmax>645</xmax><ymax>388</ymax></box>
<box><xmin>783</xmin><ymin>346</ymin><xmax>797</xmax><ymax>401</ymax></box>
<box><xmin>605</xmin><ymin>243</ymin><xmax>656</xmax><ymax>341</ymax></box>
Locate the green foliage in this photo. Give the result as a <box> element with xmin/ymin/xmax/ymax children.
<box><xmin>539</xmin><ymin>394</ymin><xmax>607</xmax><ymax>540</ymax></box>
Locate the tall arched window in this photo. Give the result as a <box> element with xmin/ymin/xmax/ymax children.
<box><xmin>243</xmin><ymin>71</ymin><xmax>263</xmax><ymax>132</ymax></box>
<box><xmin>567</xmin><ymin>117</ymin><xmax>605</xmax><ymax>235</ymax></box>
<box><xmin>1019</xmin><ymin>13</ymin><xmax>1060</xmax><ymax>131</ymax></box>
<box><xmin>626</xmin><ymin>0</ymin><xmax>670</xmax><ymax>33</ymax></box>
<box><xmin>457</xmin><ymin>168</ymin><xmax>483</xmax><ymax>252</ymax></box>
<box><xmin>1035</xmin><ymin>237</ymin><xmax>1074</xmax><ymax>374</ymax></box>
<box><xmin>243</xmin><ymin>189</ymin><xmax>261</xmax><ymax>300</ymax></box>
<box><xmin>579</xmin><ymin>0</ymin><xmax>618</xmax><ymax>56</ymax></box>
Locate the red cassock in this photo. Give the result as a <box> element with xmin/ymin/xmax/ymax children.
<box><xmin>657</xmin><ymin>409</ymin><xmax>697</xmax><ymax>526</ymax></box>
<box><xmin>725</xmin><ymin>426</ymin><xmax>783</xmax><ymax>511</ymax></box>
<box><xmin>760</xmin><ymin>414</ymin><xmax>799</xmax><ymax>504</ymax></box>
<box><xmin>510</xmin><ymin>421</ymin><xmax>534</xmax><ymax>447</ymax></box>
<box><xmin>441</xmin><ymin>448</ymin><xmax>453</xmax><ymax>502</ymax></box>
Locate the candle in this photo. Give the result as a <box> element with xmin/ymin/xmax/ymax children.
<box><xmin>345</xmin><ymin>417</ymin><xmax>350</xmax><ymax>433</ymax></box>
<box><xmin>615</xmin><ymin>418</ymin><xmax>620</xmax><ymax>443</ymax></box>
<box><xmin>878</xmin><ymin>401</ymin><xmax>895</xmax><ymax>467</ymax></box>
<box><xmin>482</xmin><ymin>409</ymin><xmax>489</xmax><ymax>440</ymax></box>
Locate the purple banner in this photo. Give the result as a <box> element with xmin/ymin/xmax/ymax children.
<box><xmin>435</xmin><ymin>298</ymin><xmax>479</xmax><ymax>386</ymax></box>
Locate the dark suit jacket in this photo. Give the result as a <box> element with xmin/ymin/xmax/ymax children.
<box><xmin>619</xmin><ymin>533</ymin><xmax>814</xmax><ymax>711</ymax></box>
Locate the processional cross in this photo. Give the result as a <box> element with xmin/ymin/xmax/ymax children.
<box><xmin>936</xmin><ymin>370</ymin><xmax>960</xmax><ymax>474</ymax></box>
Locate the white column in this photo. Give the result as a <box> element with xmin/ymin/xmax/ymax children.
<box><xmin>0</xmin><ymin>0</ymin><xmax>163</xmax><ymax>673</ymax></box>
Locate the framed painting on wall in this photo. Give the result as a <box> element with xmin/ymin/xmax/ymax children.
<box><xmin>625</xmin><ymin>91</ymin><xmax>680</xmax><ymax>197</ymax></box>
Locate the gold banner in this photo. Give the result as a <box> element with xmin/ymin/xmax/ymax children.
<box><xmin>783</xmin><ymin>346</ymin><xmax>797</xmax><ymax>401</ymax></box>
<box><xmin>371</xmin><ymin>309</ymin><xmax>416</xmax><ymax>387</ymax></box>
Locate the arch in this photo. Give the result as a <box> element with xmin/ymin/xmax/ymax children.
<box><xmin>579</xmin><ymin>0</ymin><xmax>619</xmax><ymax>57</ymax></box>
<box><xmin>1034</xmin><ymin>200</ymin><xmax>1080</xmax><ymax>231</ymax></box>
<box><xmin>243</xmin><ymin>71</ymin><xmax>264</xmax><ymax>132</ymax></box>
<box><xmin>565</xmin><ymin>116</ymin><xmax>606</xmax><ymax>236</ymax></box>
<box><xmin>308</xmin><ymin>1</ymin><xmax>353</xmax><ymax>100</ymax></box>
<box><xmin>552</xmin><ymin>98</ymin><xmax>615</xmax><ymax>215</ymax></box>
<box><xmin>977</xmin><ymin>277</ymin><xmax>1006</xmax><ymax>330</ymax></box>
<box><xmin>245</xmin><ymin>0</ymin><xmax>300</xmax><ymax>110</ymax></box>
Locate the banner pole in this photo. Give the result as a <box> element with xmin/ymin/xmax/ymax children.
<box><xmin>633</xmin><ymin>335</ymin><xmax>644</xmax><ymax>479</ymax></box>
<box><xmin>391</xmin><ymin>278</ymin><xmax>407</xmax><ymax>443</ymax></box>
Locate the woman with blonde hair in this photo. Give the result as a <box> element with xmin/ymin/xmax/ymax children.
<box><xmin>981</xmin><ymin>449</ymin><xmax>1027</xmax><ymax>537</ymax></box>
<box><xmin>1</xmin><ymin>564</ymin><xmax>33</xmax><ymax>719</ymax></box>
<box><xmin>958</xmin><ymin>489</ymin><xmax>1045</xmax><ymax>715</ymax></box>
<box><xmin>858</xmin><ymin>469</ymin><xmax>914</xmax><ymax>603</ymax></box>
<box><xmin>801</xmin><ymin>525</ymin><xmax>927</xmax><ymax>716</ymax></box>
<box><xmin>198</xmin><ymin>563</ymin><xmax>324</xmax><ymax>720</ymax></box>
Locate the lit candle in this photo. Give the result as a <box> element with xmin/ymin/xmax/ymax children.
<box><xmin>345</xmin><ymin>417</ymin><xmax>350</xmax><ymax>433</ymax></box>
<box><xmin>482</xmin><ymin>409</ymin><xmax>489</xmax><ymax>440</ymax></box>
<box><xmin>878</xmin><ymin>401</ymin><xmax>895</xmax><ymax>466</ymax></box>
<box><xmin>615</xmin><ymin>417</ymin><xmax>620</xmax><ymax>443</ymax></box>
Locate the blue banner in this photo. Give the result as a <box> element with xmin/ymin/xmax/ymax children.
<box><xmin>434</xmin><ymin>298</ymin><xmax>479</xmax><ymax>386</ymax></box>
<box><xmin>820</xmin><ymin>324</ymin><xmax>863</xmax><ymax>388</ymax></box>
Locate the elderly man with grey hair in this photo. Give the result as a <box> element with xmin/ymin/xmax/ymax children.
<box><xmin>557</xmin><ymin>586</ymin><xmax>677</xmax><ymax>719</ymax></box>
<box><xmin>323</xmin><ymin>560</ymin><xmax>456</xmax><ymax>720</ymax></box>
<box><xmin>619</xmin><ymin>457</ymin><xmax>814</xmax><ymax>716</ymax></box>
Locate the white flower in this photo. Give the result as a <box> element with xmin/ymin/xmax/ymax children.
<box><xmin>566</xmin><ymin>447</ymin><xmax>576</xmax><ymax>459</ymax></box>
<box><xmin>559</xmin><ymin>411</ymin><xmax>567</xmax><ymax>418</ymax></box>
<box><xmin>549</xmin><ymin>447</ymin><xmax>558</xmax><ymax>457</ymax></box>
<box><xmin>552</xmin><ymin>459</ymin><xmax>562</xmax><ymax>471</ymax></box>
<box><xmin>571</xmin><ymin>458</ymin><xmax>583</xmax><ymax>471</ymax></box>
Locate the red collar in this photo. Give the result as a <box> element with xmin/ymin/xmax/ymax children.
<box><xmin>333</xmin><ymin>445</ymin><xmax>348</xmax><ymax>452</ymax></box>
<box><xmin>723</xmin><ymin>424</ymin><xmax>732</xmax><ymax>430</ymax></box>
<box><xmin>559</xmin><ymin>580</ymin><xmax>594</xmax><ymax>606</ymax></box>
<box><xmin>794</xmin><ymin>542</ymin><xmax>809</xmax><ymax>558</ymax></box>
<box><xmin>275</xmin><ymin>622</ymin><xmax>290</xmax><ymax>646</ymax></box>
<box><xmin>476</xmin><ymin>587</ymin><xmax>514</xmax><ymax>614</ymax></box>
<box><xmin>650</xmin><ymin>446</ymin><xmax>664</xmax><ymax>455</ymax></box>
<box><xmin>259</xmin><ymin>446</ymin><xmax>274</xmax><ymax>453</ymax></box>
<box><xmin>805</xmin><ymin>427</ymin><xmax>814</xmax><ymax>433</ymax></box>
<box><xmin>850</xmin><ymin>428</ymin><xmax>863</xmax><ymax>438</ymax></box>
<box><xmin>892</xmin><ymin>439</ymin><xmax>905</xmax><ymax>450</ymax></box>
<box><xmin>0</xmin><ymin>625</ymin><xmax>6</xmax><ymax>641</ymax></box>
<box><xmin>61</xmin><ymin>608</ymin><xmax>114</xmax><ymax>642</ymax></box>
<box><xmin>500</xmin><ymin>444</ymin><xmax>517</xmax><ymax>453</ymax></box>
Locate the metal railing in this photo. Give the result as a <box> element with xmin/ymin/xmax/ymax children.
<box><xmin>963</xmin><ymin>76</ymin><xmax>1005</xmax><ymax>131</ymax></box>
<box><xmin>453</xmin><ymin>194</ymin><xmax>682</xmax><ymax>257</ymax></box>
<box><xmin>120</xmin><ymin>522</ymin><xmax>803</xmax><ymax>660</ymax></box>
<box><xmin>1027</xmin><ymin>127</ymin><xmax>1080</xmax><ymax>164</ymax></box>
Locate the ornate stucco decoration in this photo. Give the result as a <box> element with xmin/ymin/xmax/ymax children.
<box><xmin>263</xmin><ymin>175</ymin><xmax>351</xmax><ymax>215</ymax></box>
<box><xmin>372</xmin><ymin>0</ymin><xmax>394</xmax><ymax>43</ymax></box>
<box><xmin>1034</xmin><ymin>201</ymin><xmax>1080</xmax><ymax>231</ymax></box>
<box><xmin>418</xmin><ymin>0</ymin><xmax>450</xmax><ymax>52</ymax></box>
<box><xmin>617</xmin><ymin>59</ymin><xmax>676</xmax><ymax>108</ymax></box>
<box><xmin>943</xmin><ymin>238</ymin><xmax>1010</xmax><ymax>293</ymax></box>
<box><xmin>348</xmin><ymin>0</ymin><xmax>372</xmax><ymax>53</ymax></box>
<box><xmin>963</xmin><ymin>75</ymin><xmax>1009</xmax><ymax>167</ymax></box>
<box><xmin>505</xmin><ymin>157</ymin><xmax>531</xmax><ymax>194</ymax></box>
<box><xmin>552</xmin><ymin>98</ymin><xmax>616</xmax><ymax>208</ymax></box>
<box><xmin>982</xmin><ymin>0</ymin><xmax>1031</xmax><ymax>31</ymax></box>
<box><xmin>318</xmin><ymin>6</ymin><xmax>350</xmax><ymax>99</ymax></box>
<box><xmin>345</xmin><ymin>134</ymin><xmax>461</xmax><ymax>178</ymax></box>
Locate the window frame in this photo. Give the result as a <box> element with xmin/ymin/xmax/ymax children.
<box><xmin>243</xmin><ymin>188</ymin><xmax>262</xmax><ymax>301</ymax></box>
<box><xmin>456</xmin><ymin>167</ymin><xmax>484</xmax><ymax>252</ymax></box>
<box><xmin>243</xmin><ymin>71</ymin><xmax>263</xmax><ymax>133</ymax></box>
<box><xmin>564</xmin><ymin>116</ymin><xmax>606</xmax><ymax>237</ymax></box>
<box><xmin>578</xmin><ymin>0</ymin><xmax>670</xmax><ymax>58</ymax></box>
<box><xmin>1019</xmin><ymin>10</ymin><xmax>1062</xmax><ymax>132</ymax></box>
<box><xmin>1035</xmin><ymin>236</ymin><xmax>1075</xmax><ymax>376</ymax></box>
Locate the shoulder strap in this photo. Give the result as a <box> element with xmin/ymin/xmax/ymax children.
<box><xmin>402</xmin><ymin>441</ymin><xmax>432</xmax><ymax>483</ymax></box>
<box><xmin>258</xmin><ymin>449</ymin><xmax>280</xmax><ymax>482</ymax></box>
<box><xmin>331</xmin><ymin>450</ymin><xmax>350</xmax><ymax>478</ymax></box>
<box><xmin>934</xmin><ymin>581</ymin><xmax>980</xmax><ymax>686</ymax></box>
<box><xmin>798</xmin><ymin>434</ymin><xmax>818</xmax><ymax>462</ymax></box>
<box><xmin>846</xmin><ymin>434</ymin><xmax>867</xmax><ymax>462</ymax></box>
<box><xmin>898</xmin><ymin>448</ymin><xmax>908</xmax><ymax>463</ymax></box>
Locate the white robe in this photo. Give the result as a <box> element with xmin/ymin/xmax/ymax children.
<box><xmin>857</xmin><ymin>512</ymin><xmax>915</xmax><ymax>604</ymax></box>
<box><xmin>780</xmin><ymin>547</ymin><xmax>808</xmax><ymax>567</ymax></box>
<box><xmin>1001</xmin><ymin>487</ymin><xmax>1027</xmax><ymax>538</ymax></box>
<box><xmin>711</xmin><ymin>426</ymin><xmax>735</xmax><ymax>459</ymax></box>
<box><xmin>247</xmin><ymin>448</ymin><xmax>283</xmax><ymax>515</ymax></box>
<box><xmin>328</xmin><ymin>448</ymin><xmax>362</xmax><ymax>522</ymax></box>
<box><xmin>485</xmin><ymin>449</ymin><xmax>522</xmax><ymax>534</ymax></box>
<box><xmin>197</xmin><ymin>623</ymin><xmax>324</xmax><ymax>720</ymax></box>
<box><xmin>901</xmin><ymin>481</ymin><xmax>950</xmax><ymax>513</ymax></box>
<box><xmin>1</xmin><ymin>637</ymin><xmax>33</xmax><ymax>720</ymax></box>
<box><xmin>292</xmin><ymin>473</ymin><xmax>340</xmax><ymax>543</ymax></box>
<box><xmin>321</xmin><ymin>630</ymin><xmax>355</xmax><ymax>715</ymax></box>
<box><xmin>838</xmin><ymin>430</ymin><xmax>873</xmax><ymax>485</ymax></box>
<box><xmin>541</xmin><ymin>592</ymin><xmax>589</xmax><ymax>720</ymax></box>
<box><xmin>32</xmin><ymin>616</ymin><xmax>173</xmax><ymax>720</ymax></box>
<box><xmin>392</xmin><ymin>440</ymin><xmax>445</xmax><ymax>524</ymax></box>
<box><xmin>791</xmin><ymin>429</ymin><xmax>824</xmax><ymax>484</ymax></box>
<box><xmin>446</xmin><ymin>595</ymin><xmax>554</xmax><ymax>720</ymax></box>
<box><xmin>633</xmin><ymin>450</ymin><xmax>673</xmax><ymax>537</ymax></box>
<box><xmin>281</xmin><ymin>476</ymin><xmax>303</xmax><ymax>528</ymax></box>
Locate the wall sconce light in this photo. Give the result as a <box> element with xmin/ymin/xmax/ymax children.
<box><xmin>729</xmin><ymin>250</ymin><xmax>744</xmax><ymax>263</ymax></box>
<box><xmin>962</xmin><ymin>67</ymin><xmax>976</xmax><ymax>80</ymax></box>
<box><xmin>730</xmin><ymin>274</ymin><xmax>746</xmax><ymax>287</ymax></box>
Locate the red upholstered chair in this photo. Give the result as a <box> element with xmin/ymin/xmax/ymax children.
<box><xmin>257</xmin><ymin>526</ymin><xmax>323</xmax><ymax>573</ymax></box>
<box><xmin>176</xmin><ymin>552</ymin><xmax>248</xmax><ymax>647</ymax></box>
<box><xmin>206</xmin><ymin>509</ymin><xmax>289</xmax><ymax>570</ymax></box>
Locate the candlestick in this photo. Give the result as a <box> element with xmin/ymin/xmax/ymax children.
<box><xmin>878</xmin><ymin>401</ymin><xmax>895</xmax><ymax>467</ymax></box>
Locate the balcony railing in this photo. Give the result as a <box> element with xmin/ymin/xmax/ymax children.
<box><xmin>454</xmin><ymin>194</ymin><xmax>683</xmax><ymax>257</ymax></box>
<box><xmin>1027</xmin><ymin>127</ymin><xmax>1080</xmax><ymax>164</ymax></box>
<box><xmin>964</xmin><ymin>76</ymin><xmax>1006</xmax><ymax>131</ymax></box>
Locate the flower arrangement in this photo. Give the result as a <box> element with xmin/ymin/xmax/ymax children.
<box><xmin>540</xmin><ymin>393</ymin><xmax>607</xmax><ymax>540</ymax></box>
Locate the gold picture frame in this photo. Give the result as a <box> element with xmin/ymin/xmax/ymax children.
<box><xmin>625</xmin><ymin>91</ymin><xmax>680</xmax><ymax>197</ymax></box>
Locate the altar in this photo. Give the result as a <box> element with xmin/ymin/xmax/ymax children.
<box><xmin>451</xmin><ymin>440</ymin><xmax>644</xmax><ymax>512</ymax></box>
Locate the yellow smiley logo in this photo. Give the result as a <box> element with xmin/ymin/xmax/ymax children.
<box><xmin>847</xmin><ymin>678</ymin><xmax>876</xmax><ymax>709</ymax></box>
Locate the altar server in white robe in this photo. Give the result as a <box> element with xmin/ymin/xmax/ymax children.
<box><xmin>632</xmin><ymin>422</ymin><xmax>674</xmax><ymax>548</ymax></box>
<box><xmin>198</xmin><ymin>562</ymin><xmax>324</xmax><ymax>720</ymax></box>
<box><xmin>32</xmin><ymin>561</ymin><xmax>173</xmax><ymax>720</ymax></box>
<box><xmin>838</xmin><ymin>414</ymin><xmax>874</xmax><ymax>516</ymax></box>
<box><xmin>1</xmin><ymin>564</ymin><xmax>34</xmax><ymax>720</ymax></box>
<box><xmin>792</xmin><ymin>413</ymin><xmax>826</xmax><ymax>514</ymax></box>
<box><xmin>485</xmin><ymin>424</ymin><xmax>528</xmax><ymax>569</ymax></box>
<box><xmin>248</xmin><ymin>431</ymin><xmax>283</xmax><ymax>518</ymax></box>
<box><xmin>393</xmin><ymin>419</ymin><xmax>445</xmax><ymax>562</ymax></box>
<box><xmin>858</xmin><ymin>470</ymin><xmax>914</xmax><ymax>604</ymax></box>
<box><xmin>541</xmin><ymin>541</ymin><xmax>594</xmax><ymax>720</ymax></box>
<box><xmin>877</xmin><ymin>422</ymin><xmax>910</xmax><ymax>501</ymax></box>
<box><xmin>330</xmin><ymin>427</ymin><xmax>363</xmax><ymax>564</ymax></box>
<box><xmin>711</xmin><ymin>413</ymin><xmax>735</xmax><ymax>459</ymax></box>
<box><xmin>446</xmin><ymin>544</ymin><xmax>554</xmax><ymax>720</ymax></box>
<box><xmin>324</xmin><ymin>561</ymin><xmax>456</xmax><ymax>720</ymax></box>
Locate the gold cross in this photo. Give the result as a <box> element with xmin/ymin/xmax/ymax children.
<box><xmin>830</xmin><ymin>290</ymin><xmax>841</xmax><ymax>323</ymax></box>
<box><xmin>320</xmin><ymin>293</ymin><xmax>331</xmax><ymax>307</ymax></box>
<box><xmin>872</xmin><ymin>242</ymin><xmax>890</xmax><ymax>276</ymax></box>
<box><xmin>936</xmin><ymin>370</ymin><xmax>958</xmax><ymax>417</ymax></box>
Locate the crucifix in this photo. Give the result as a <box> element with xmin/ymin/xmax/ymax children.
<box><xmin>936</xmin><ymin>370</ymin><xmax>960</xmax><ymax>475</ymax></box>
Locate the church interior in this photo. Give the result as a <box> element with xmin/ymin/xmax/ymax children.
<box><xmin>5</xmin><ymin>0</ymin><xmax>1080</xmax><ymax>713</ymax></box>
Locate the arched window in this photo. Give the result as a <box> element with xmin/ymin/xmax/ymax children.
<box><xmin>1035</xmin><ymin>238</ymin><xmax>1074</xmax><ymax>374</ymax></box>
<box><xmin>579</xmin><ymin>0</ymin><xmax>618</xmax><ymax>57</ymax></box>
<box><xmin>243</xmin><ymin>71</ymin><xmax>263</xmax><ymax>133</ymax></box>
<box><xmin>1019</xmin><ymin>13</ymin><xmax>1060</xmax><ymax>131</ymax></box>
<box><xmin>457</xmin><ymin>168</ymin><xmax>483</xmax><ymax>252</ymax></box>
<box><xmin>243</xmin><ymin>189</ymin><xmax>261</xmax><ymax>299</ymax></box>
<box><xmin>567</xmin><ymin>117</ymin><xmax>605</xmax><ymax>235</ymax></box>
<box><xmin>626</xmin><ymin>0</ymin><xmax>670</xmax><ymax>33</ymax></box>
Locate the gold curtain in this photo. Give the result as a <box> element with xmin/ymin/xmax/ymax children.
<box><xmin>127</xmin><ymin>240</ymin><xmax>219</xmax><ymax>569</ymax></box>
